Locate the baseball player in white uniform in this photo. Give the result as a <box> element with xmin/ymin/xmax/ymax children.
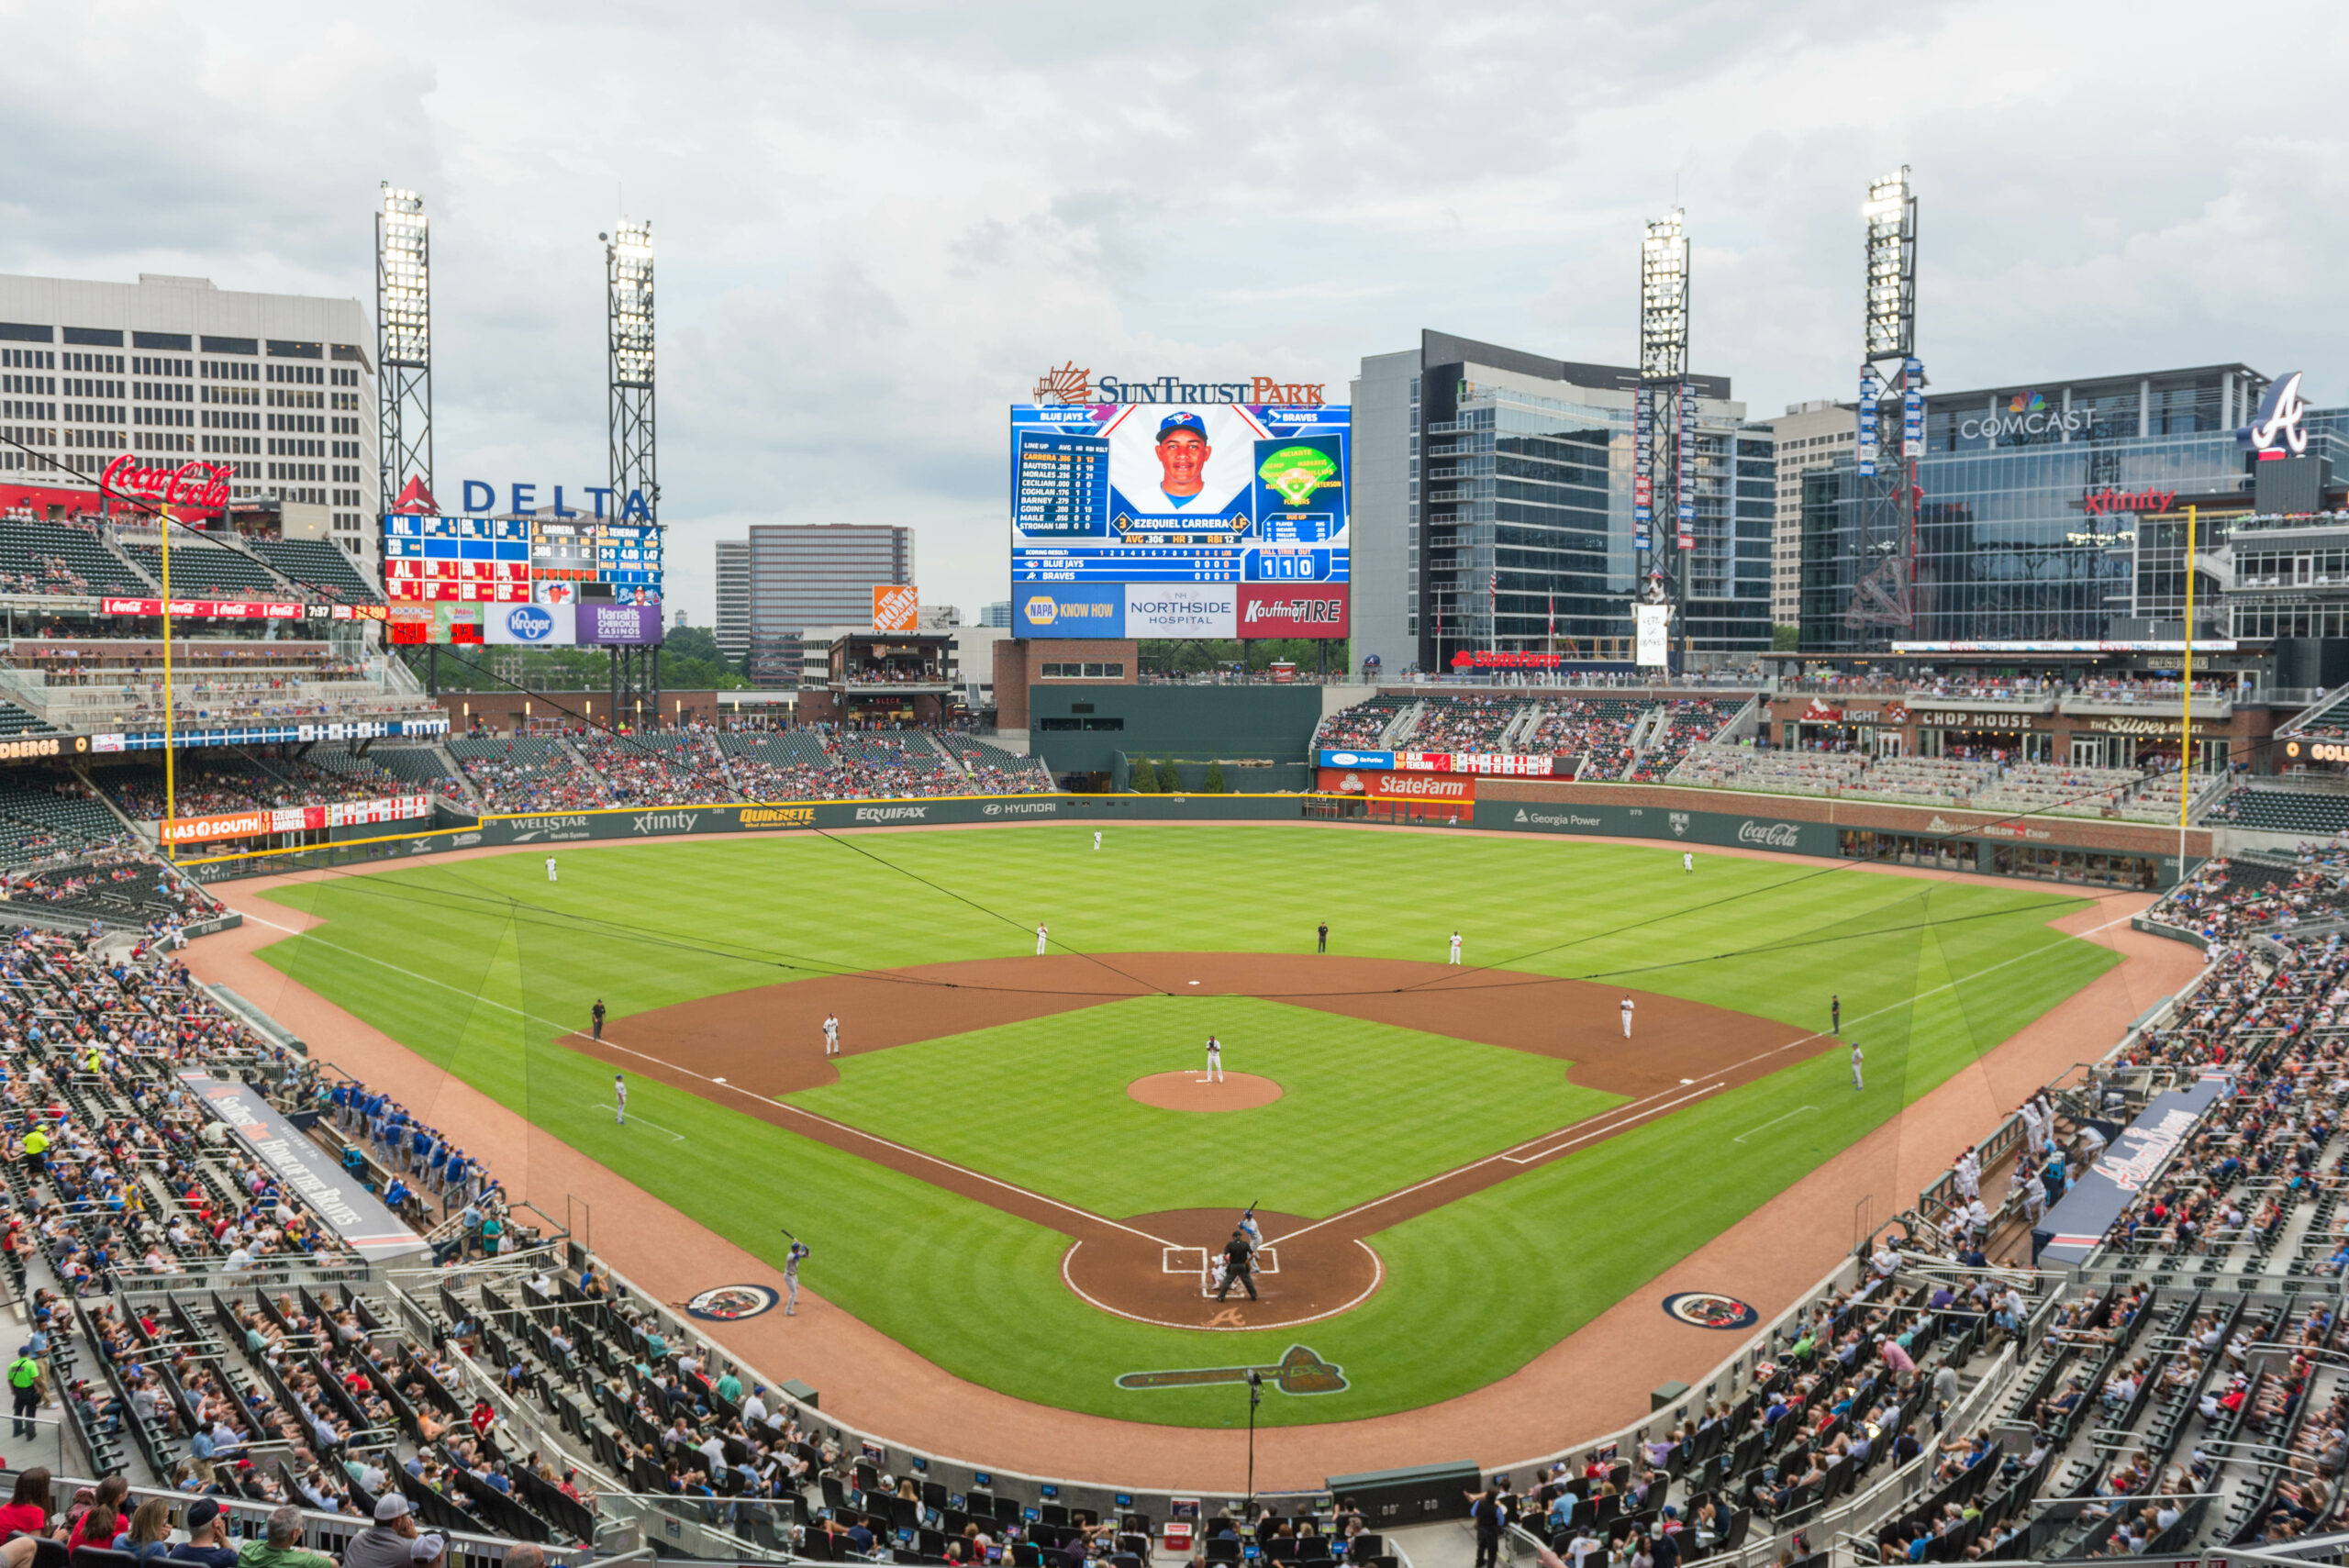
<box><xmin>1448</xmin><ymin>930</ymin><xmax>1463</xmax><ymax>964</ymax></box>
<box><xmin>613</xmin><ymin>1073</ymin><xmax>628</xmax><ymax>1125</ymax></box>
<box><xmin>1620</xmin><ymin>995</ymin><xmax>1634</xmax><ymax>1039</ymax></box>
<box><xmin>822</xmin><ymin>1012</ymin><xmax>841</xmax><ymax>1058</ymax></box>
<box><xmin>1205</xmin><ymin>1035</ymin><xmax>1223</xmax><ymax>1083</ymax></box>
<box><xmin>1683</xmin><ymin>851</ymin><xmax>1693</xmax><ymax>873</ymax></box>
<box><xmin>1851</xmin><ymin>1041</ymin><xmax>1865</xmax><ymax>1090</ymax></box>
<box><xmin>1036</xmin><ymin>922</ymin><xmax>1049</xmax><ymax>956</ymax></box>
<box><xmin>1094</xmin><ymin>829</ymin><xmax>1102</xmax><ymax>851</ymax></box>
<box><xmin>546</xmin><ymin>855</ymin><xmax>558</xmax><ymax>884</ymax></box>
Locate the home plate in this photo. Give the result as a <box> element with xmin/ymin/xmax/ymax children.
<box><xmin>1188</xmin><ymin>981</ymin><xmax>1199</xmax><ymax>985</ymax></box>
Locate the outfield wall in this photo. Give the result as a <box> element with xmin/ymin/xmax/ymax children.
<box><xmin>175</xmin><ymin>784</ymin><xmax>2199</xmax><ymax>891</ymax></box>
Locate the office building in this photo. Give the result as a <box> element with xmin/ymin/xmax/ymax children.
<box><xmin>1353</xmin><ymin>329</ymin><xmax>1768</xmax><ymax>672</ymax></box>
<box><xmin>1758</xmin><ymin>401</ymin><xmax>1855</xmax><ymax>628</ymax></box>
<box><xmin>745</xmin><ymin>522</ymin><xmax>914</xmax><ymax>687</ymax></box>
<box><xmin>714</xmin><ymin>539</ymin><xmax>750</xmax><ymax>661</ymax></box>
<box><xmin>0</xmin><ymin>271</ymin><xmax>379</xmax><ymax>573</ymax></box>
<box><xmin>1798</xmin><ymin>363</ymin><xmax>2336</xmax><ymax>653</ymax></box>
<box><xmin>979</xmin><ymin>601</ymin><xmax>1012</xmax><ymax>628</ymax></box>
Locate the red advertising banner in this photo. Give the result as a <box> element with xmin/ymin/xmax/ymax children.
<box><xmin>1393</xmin><ymin>751</ymin><xmax>1552</xmax><ymax>777</ymax></box>
<box><xmin>1236</xmin><ymin>584</ymin><xmax>1349</xmax><ymax>639</ymax></box>
<box><xmin>162</xmin><ymin>794</ymin><xmax>432</xmax><ymax>846</ymax></box>
<box><xmin>99</xmin><ymin>598</ymin><xmax>387</xmax><ymax>621</ymax></box>
<box><xmin>1316</xmin><ymin>767</ymin><xmax>1476</xmax><ymax>801</ymax></box>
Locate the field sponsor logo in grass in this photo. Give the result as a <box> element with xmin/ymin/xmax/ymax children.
<box><xmin>740</xmin><ymin>806</ymin><xmax>818</xmax><ymax>828</ymax></box>
<box><xmin>1661</xmin><ymin>1293</ymin><xmax>1759</xmax><ymax>1330</ymax></box>
<box><xmin>1736</xmin><ymin>820</ymin><xmax>1801</xmax><ymax>849</ymax></box>
<box><xmin>683</xmin><ymin>1284</ymin><xmax>781</xmax><ymax>1322</ymax></box>
<box><xmin>855</xmin><ymin>806</ymin><xmax>931</xmax><ymax>822</ymax></box>
<box><xmin>1116</xmin><ymin>1344</ymin><xmax>1346</xmax><ymax>1395</ymax></box>
<box><xmin>631</xmin><ymin>811</ymin><xmax>703</xmax><ymax>836</ymax></box>
<box><xmin>982</xmin><ymin>801</ymin><xmax>1061</xmax><ymax>817</ymax></box>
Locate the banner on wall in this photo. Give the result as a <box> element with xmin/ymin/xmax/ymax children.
<box><xmin>1634</xmin><ymin>604</ymin><xmax>1671</xmax><ymax>668</ymax></box>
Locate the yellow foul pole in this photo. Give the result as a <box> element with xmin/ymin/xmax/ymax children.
<box><xmin>161</xmin><ymin>506</ymin><xmax>175</xmax><ymax>862</ymax></box>
<box><xmin>2178</xmin><ymin>505</ymin><xmax>2195</xmax><ymax>876</ymax></box>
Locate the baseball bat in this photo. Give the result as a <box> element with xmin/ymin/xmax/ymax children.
<box><xmin>778</xmin><ymin>1226</ymin><xmax>798</xmax><ymax>1242</ymax></box>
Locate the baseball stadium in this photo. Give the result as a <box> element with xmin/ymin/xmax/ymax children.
<box><xmin>0</xmin><ymin>155</ymin><xmax>2342</xmax><ymax>1568</ymax></box>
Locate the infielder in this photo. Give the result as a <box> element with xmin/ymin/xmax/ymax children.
<box><xmin>1620</xmin><ymin>995</ymin><xmax>1634</xmax><ymax>1039</ymax></box>
<box><xmin>1448</xmin><ymin>930</ymin><xmax>1464</xmax><ymax>965</ymax></box>
<box><xmin>1036</xmin><ymin>922</ymin><xmax>1049</xmax><ymax>956</ymax></box>
<box><xmin>613</xmin><ymin>1073</ymin><xmax>628</xmax><ymax>1125</ymax></box>
<box><xmin>1205</xmin><ymin>1035</ymin><xmax>1223</xmax><ymax>1083</ymax></box>
<box><xmin>1851</xmin><ymin>1040</ymin><xmax>1865</xmax><ymax>1091</ymax></box>
<box><xmin>822</xmin><ymin>1012</ymin><xmax>841</xmax><ymax>1058</ymax></box>
<box><xmin>545</xmin><ymin>855</ymin><xmax>558</xmax><ymax>884</ymax></box>
<box><xmin>784</xmin><ymin>1241</ymin><xmax>808</xmax><ymax>1315</ymax></box>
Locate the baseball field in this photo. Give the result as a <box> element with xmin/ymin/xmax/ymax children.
<box><xmin>251</xmin><ymin>822</ymin><xmax>2117</xmax><ymax>1429</ymax></box>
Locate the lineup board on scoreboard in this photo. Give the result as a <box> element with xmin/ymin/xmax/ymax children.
<box><xmin>382</xmin><ymin>514</ymin><xmax>664</xmax><ymax>603</ymax></box>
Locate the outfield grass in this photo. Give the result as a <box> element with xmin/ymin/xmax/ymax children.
<box><xmin>256</xmin><ymin>825</ymin><xmax>2120</xmax><ymax>1426</ymax></box>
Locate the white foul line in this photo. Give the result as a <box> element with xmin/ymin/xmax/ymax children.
<box><xmin>243</xmin><ymin>915</ymin><xmax>1180</xmax><ymax>1251</ymax></box>
<box><xmin>586</xmin><ymin>1102</ymin><xmax>685</xmax><ymax>1142</ymax></box>
<box><xmin>1499</xmin><ymin>1080</ymin><xmax>1725</xmax><ymax>1164</ymax></box>
<box><xmin>1731</xmin><ymin>1105</ymin><xmax>1819</xmax><ymax>1144</ymax></box>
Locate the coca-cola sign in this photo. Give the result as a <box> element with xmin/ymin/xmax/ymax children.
<box><xmin>1736</xmin><ymin>820</ymin><xmax>1802</xmax><ymax>848</ymax></box>
<box><xmin>102</xmin><ymin>455</ymin><xmax>233</xmax><ymax>511</ymax></box>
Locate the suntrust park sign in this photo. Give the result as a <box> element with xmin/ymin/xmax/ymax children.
<box><xmin>1032</xmin><ymin>361</ymin><xmax>1328</xmax><ymax>406</ymax></box>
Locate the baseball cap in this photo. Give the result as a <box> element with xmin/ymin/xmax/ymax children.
<box><xmin>186</xmin><ymin>1500</ymin><xmax>221</xmax><ymax>1530</ymax></box>
<box><xmin>1156</xmin><ymin>413</ymin><xmax>1208</xmax><ymax>441</ymax></box>
<box><xmin>410</xmin><ymin>1533</ymin><xmax>446</xmax><ymax>1562</ymax></box>
<box><xmin>376</xmin><ymin>1495</ymin><xmax>413</xmax><ymax>1521</ymax></box>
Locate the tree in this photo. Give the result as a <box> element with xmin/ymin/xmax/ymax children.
<box><xmin>1156</xmin><ymin>758</ymin><xmax>1182</xmax><ymax>793</ymax></box>
<box><xmin>1201</xmin><ymin>761</ymin><xmax>1229</xmax><ymax>794</ymax></box>
<box><xmin>1772</xmin><ymin>623</ymin><xmax>1800</xmax><ymax>651</ymax></box>
<box><xmin>1128</xmin><ymin>753</ymin><xmax>1157</xmax><ymax>794</ymax></box>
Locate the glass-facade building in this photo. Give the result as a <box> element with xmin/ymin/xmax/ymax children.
<box><xmin>1798</xmin><ymin>363</ymin><xmax>2349</xmax><ymax>651</ymax></box>
<box><xmin>1353</xmin><ymin>331</ymin><xmax>1770</xmax><ymax>672</ymax></box>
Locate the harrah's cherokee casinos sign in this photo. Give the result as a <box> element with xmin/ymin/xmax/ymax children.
<box><xmin>103</xmin><ymin>456</ymin><xmax>234</xmax><ymax>510</ymax></box>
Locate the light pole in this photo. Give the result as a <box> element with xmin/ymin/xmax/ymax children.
<box><xmin>1246</xmin><ymin>1368</ymin><xmax>1264</xmax><ymax>1520</ymax></box>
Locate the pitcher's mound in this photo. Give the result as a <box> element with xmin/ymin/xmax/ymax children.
<box><xmin>1128</xmin><ymin>1071</ymin><xmax>1281</xmax><ymax>1111</ymax></box>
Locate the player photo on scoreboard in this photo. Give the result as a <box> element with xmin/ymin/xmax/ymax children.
<box><xmin>1103</xmin><ymin>405</ymin><xmax>1269</xmax><ymax>535</ymax></box>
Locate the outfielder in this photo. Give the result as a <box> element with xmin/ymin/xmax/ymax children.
<box><xmin>613</xmin><ymin>1073</ymin><xmax>628</xmax><ymax>1126</ymax></box>
<box><xmin>1036</xmin><ymin>922</ymin><xmax>1049</xmax><ymax>956</ymax></box>
<box><xmin>1449</xmin><ymin>929</ymin><xmax>1464</xmax><ymax>964</ymax></box>
<box><xmin>1094</xmin><ymin>829</ymin><xmax>1102</xmax><ymax>851</ymax></box>
<box><xmin>822</xmin><ymin>1012</ymin><xmax>841</xmax><ymax>1058</ymax></box>
<box><xmin>1683</xmin><ymin>851</ymin><xmax>1693</xmax><ymax>873</ymax></box>
<box><xmin>1205</xmin><ymin>1035</ymin><xmax>1223</xmax><ymax>1083</ymax></box>
<box><xmin>784</xmin><ymin>1241</ymin><xmax>809</xmax><ymax>1315</ymax></box>
<box><xmin>1620</xmin><ymin>995</ymin><xmax>1634</xmax><ymax>1039</ymax></box>
<box><xmin>1851</xmin><ymin>1040</ymin><xmax>1865</xmax><ymax>1091</ymax></box>
<box><xmin>546</xmin><ymin>855</ymin><xmax>558</xmax><ymax>884</ymax></box>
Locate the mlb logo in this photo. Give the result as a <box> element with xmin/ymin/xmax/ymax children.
<box><xmin>1670</xmin><ymin>813</ymin><xmax>1689</xmax><ymax>836</ymax></box>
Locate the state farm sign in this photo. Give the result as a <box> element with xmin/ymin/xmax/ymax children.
<box><xmin>1317</xmin><ymin>768</ymin><xmax>1475</xmax><ymax>801</ymax></box>
<box><xmin>1237</xmin><ymin>585</ymin><xmax>1348</xmax><ymax>638</ymax></box>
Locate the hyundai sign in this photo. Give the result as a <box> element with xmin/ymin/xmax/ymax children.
<box><xmin>485</xmin><ymin>602</ymin><xmax>575</xmax><ymax>645</ymax></box>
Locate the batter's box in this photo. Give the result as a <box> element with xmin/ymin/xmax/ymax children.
<box><xmin>1194</xmin><ymin>1248</ymin><xmax>1281</xmax><ymax>1296</ymax></box>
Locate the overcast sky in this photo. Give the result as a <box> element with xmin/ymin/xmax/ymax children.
<box><xmin>8</xmin><ymin>0</ymin><xmax>2343</xmax><ymax>626</ymax></box>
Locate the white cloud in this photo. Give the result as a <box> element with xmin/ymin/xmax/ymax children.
<box><xmin>6</xmin><ymin>0</ymin><xmax>2345</xmax><ymax>625</ymax></box>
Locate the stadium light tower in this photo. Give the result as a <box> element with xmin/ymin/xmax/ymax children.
<box><xmin>1845</xmin><ymin>167</ymin><xmax>1921</xmax><ymax>642</ymax></box>
<box><xmin>1634</xmin><ymin>209</ymin><xmax>1691</xmax><ymax>667</ymax></box>
<box><xmin>376</xmin><ymin>184</ymin><xmax>432</xmax><ymax>515</ymax></box>
<box><xmin>605</xmin><ymin>218</ymin><xmax>659</xmax><ymax>726</ymax></box>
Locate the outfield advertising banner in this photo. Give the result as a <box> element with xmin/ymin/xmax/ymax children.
<box><xmin>1237</xmin><ymin>584</ymin><xmax>1349</xmax><ymax>639</ymax></box>
<box><xmin>1476</xmin><ymin>798</ymin><xmax>1836</xmax><ymax>855</ymax></box>
<box><xmin>1017</xmin><ymin>583</ymin><xmax>1125</xmax><ymax>639</ymax></box>
<box><xmin>1316</xmin><ymin>767</ymin><xmax>1475</xmax><ymax>801</ymax></box>
<box><xmin>484</xmin><ymin>601</ymin><xmax>575</xmax><ymax>646</ymax></box>
<box><xmin>578</xmin><ymin>603</ymin><xmax>662</xmax><ymax>645</ymax></box>
<box><xmin>1124</xmin><ymin>583</ymin><xmax>1236</xmax><ymax>639</ymax></box>
<box><xmin>1316</xmin><ymin>749</ymin><xmax>1394</xmax><ymax>769</ymax></box>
